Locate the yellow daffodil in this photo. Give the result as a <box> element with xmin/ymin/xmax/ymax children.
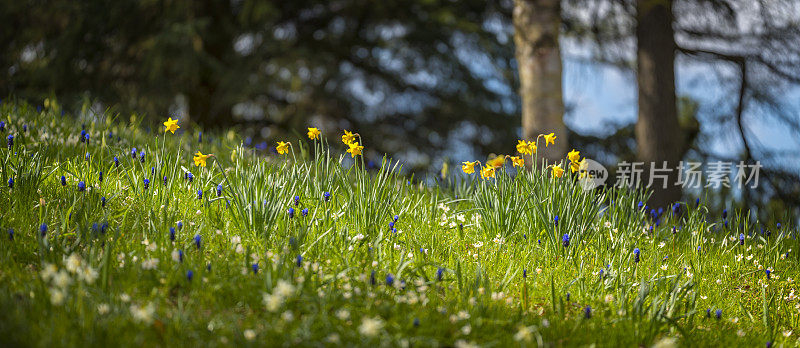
<box><xmin>511</xmin><ymin>156</ymin><xmax>524</xmax><ymax>168</ymax></box>
<box><xmin>543</xmin><ymin>133</ymin><xmax>556</xmax><ymax>147</ymax></box>
<box><xmin>342</xmin><ymin>130</ymin><xmax>357</xmax><ymax>145</ymax></box>
<box><xmin>567</xmin><ymin>149</ymin><xmax>580</xmax><ymax>163</ymax></box>
<box><xmin>462</xmin><ymin>161</ymin><xmax>478</xmax><ymax>174</ymax></box>
<box><xmin>480</xmin><ymin>165</ymin><xmax>496</xmax><ymax>179</ymax></box>
<box><xmin>551</xmin><ymin>164</ymin><xmax>564</xmax><ymax>178</ymax></box>
<box><xmin>516</xmin><ymin>140</ymin><xmax>531</xmax><ymax>155</ymax></box>
<box><xmin>487</xmin><ymin>155</ymin><xmax>505</xmax><ymax>168</ymax></box>
<box><xmin>276</xmin><ymin>141</ymin><xmax>290</xmax><ymax>155</ymax></box>
<box><xmin>193</xmin><ymin>151</ymin><xmax>211</xmax><ymax>167</ymax></box>
<box><xmin>528</xmin><ymin>141</ymin><xmax>537</xmax><ymax>155</ymax></box>
<box><xmin>570</xmin><ymin>161</ymin><xmax>580</xmax><ymax>173</ymax></box>
<box><xmin>346</xmin><ymin>142</ymin><xmax>364</xmax><ymax>158</ymax></box>
<box><xmin>163</xmin><ymin>117</ymin><xmax>180</xmax><ymax>134</ymax></box>
<box><xmin>307</xmin><ymin>127</ymin><xmax>321</xmax><ymax>140</ymax></box>
<box><xmin>571</xmin><ymin>159</ymin><xmax>586</xmax><ymax>174</ymax></box>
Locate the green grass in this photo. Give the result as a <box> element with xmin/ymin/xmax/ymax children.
<box><xmin>0</xmin><ymin>102</ymin><xmax>798</xmax><ymax>347</ymax></box>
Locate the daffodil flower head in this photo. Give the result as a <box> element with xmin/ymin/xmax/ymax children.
<box><xmin>341</xmin><ymin>130</ymin><xmax>357</xmax><ymax>145</ymax></box>
<box><xmin>567</xmin><ymin>149</ymin><xmax>580</xmax><ymax>163</ymax></box>
<box><xmin>480</xmin><ymin>165</ymin><xmax>495</xmax><ymax>179</ymax></box>
<box><xmin>307</xmin><ymin>127</ymin><xmax>321</xmax><ymax>140</ymax></box>
<box><xmin>461</xmin><ymin>161</ymin><xmax>477</xmax><ymax>174</ymax></box>
<box><xmin>163</xmin><ymin>117</ymin><xmax>180</xmax><ymax>134</ymax></box>
<box><xmin>528</xmin><ymin>141</ymin><xmax>537</xmax><ymax>154</ymax></box>
<box><xmin>487</xmin><ymin>155</ymin><xmax>505</xmax><ymax>168</ymax></box>
<box><xmin>543</xmin><ymin>133</ymin><xmax>557</xmax><ymax>147</ymax></box>
<box><xmin>346</xmin><ymin>142</ymin><xmax>364</xmax><ymax>158</ymax></box>
<box><xmin>511</xmin><ymin>156</ymin><xmax>524</xmax><ymax>168</ymax></box>
<box><xmin>276</xmin><ymin>141</ymin><xmax>290</xmax><ymax>155</ymax></box>
<box><xmin>193</xmin><ymin>151</ymin><xmax>211</xmax><ymax>167</ymax></box>
<box><xmin>516</xmin><ymin>140</ymin><xmax>532</xmax><ymax>155</ymax></box>
<box><xmin>552</xmin><ymin>165</ymin><xmax>565</xmax><ymax>178</ymax></box>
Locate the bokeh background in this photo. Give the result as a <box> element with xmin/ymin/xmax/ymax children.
<box><xmin>1</xmin><ymin>0</ymin><xmax>798</xmax><ymax>217</ymax></box>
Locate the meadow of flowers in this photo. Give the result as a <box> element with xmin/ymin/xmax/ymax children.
<box><xmin>0</xmin><ymin>101</ymin><xmax>798</xmax><ymax>347</ymax></box>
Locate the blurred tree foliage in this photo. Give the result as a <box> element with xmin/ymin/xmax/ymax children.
<box><xmin>0</xmin><ymin>0</ymin><xmax>519</xmax><ymax>171</ymax></box>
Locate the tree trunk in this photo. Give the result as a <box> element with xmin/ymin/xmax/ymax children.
<box><xmin>513</xmin><ymin>0</ymin><xmax>567</xmax><ymax>162</ymax></box>
<box><xmin>636</xmin><ymin>0</ymin><xmax>683</xmax><ymax>209</ymax></box>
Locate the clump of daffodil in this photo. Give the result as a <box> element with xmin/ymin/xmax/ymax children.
<box><xmin>163</xmin><ymin>117</ymin><xmax>180</xmax><ymax>134</ymax></box>
<box><xmin>346</xmin><ymin>142</ymin><xmax>364</xmax><ymax>158</ymax></box>
<box><xmin>341</xmin><ymin>130</ymin><xmax>357</xmax><ymax>145</ymax></box>
<box><xmin>462</xmin><ymin>161</ymin><xmax>478</xmax><ymax>174</ymax></box>
<box><xmin>480</xmin><ymin>164</ymin><xmax>496</xmax><ymax>179</ymax></box>
<box><xmin>276</xmin><ymin>141</ymin><xmax>290</xmax><ymax>155</ymax></box>
<box><xmin>193</xmin><ymin>151</ymin><xmax>211</xmax><ymax>167</ymax></box>
<box><xmin>543</xmin><ymin>132</ymin><xmax>556</xmax><ymax>147</ymax></box>
<box><xmin>551</xmin><ymin>164</ymin><xmax>565</xmax><ymax>178</ymax></box>
<box><xmin>516</xmin><ymin>140</ymin><xmax>536</xmax><ymax>155</ymax></box>
<box><xmin>307</xmin><ymin>127</ymin><xmax>321</xmax><ymax>140</ymax></box>
<box><xmin>510</xmin><ymin>156</ymin><xmax>524</xmax><ymax>168</ymax></box>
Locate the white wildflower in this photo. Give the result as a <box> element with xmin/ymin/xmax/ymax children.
<box><xmin>130</xmin><ymin>302</ymin><xmax>156</xmax><ymax>324</ymax></box>
<box><xmin>358</xmin><ymin>316</ymin><xmax>384</xmax><ymax>337</ymax></box>
<box><xmin>243</xmin><ymin>329</ymin><xmax>256</xmax><ymax>341</ymax></box>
